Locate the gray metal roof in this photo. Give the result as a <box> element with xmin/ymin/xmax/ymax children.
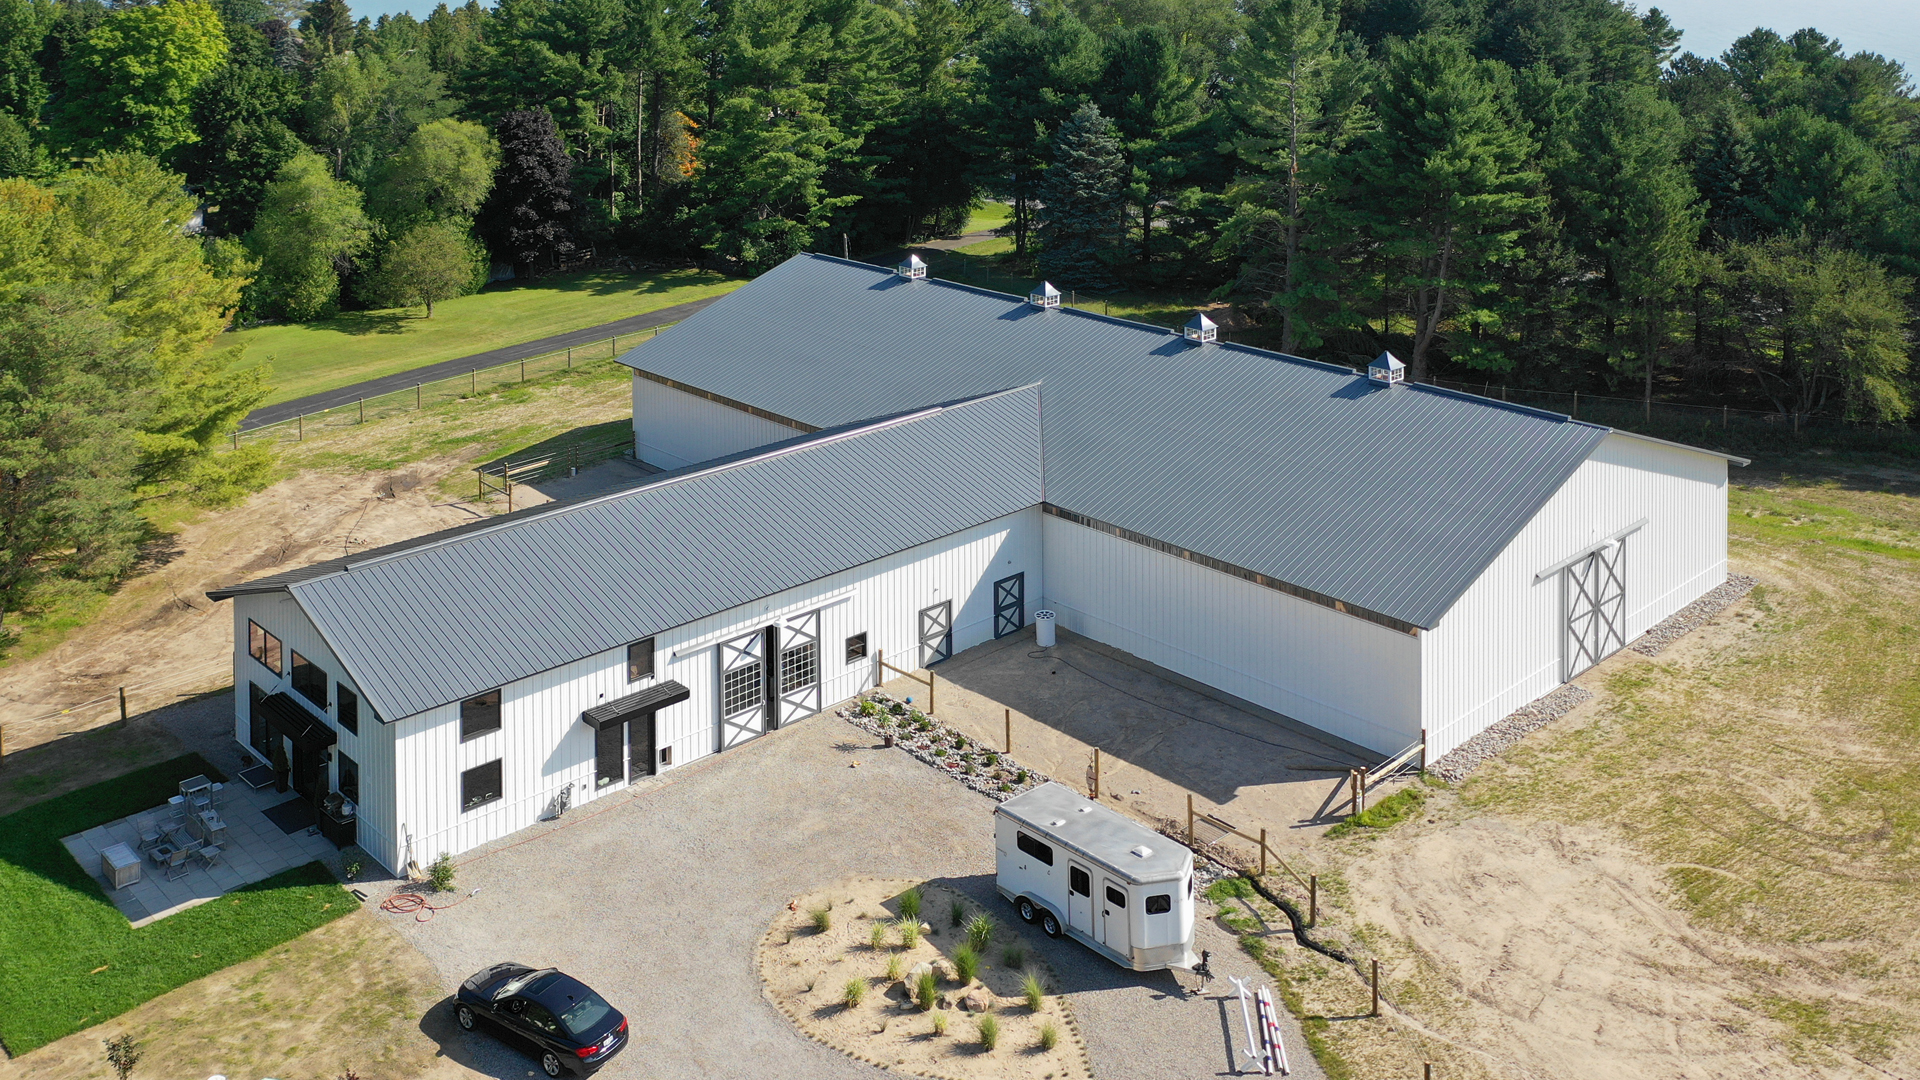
<box><xmin>617</xmin><ymin>254</ymin><xmax>1615</xmax><ymax>629</ymax></box>
<box><xmin>998</xmin><ymin>782</ymin><xmax>1191</xmax><ymax>881</ymax></box>
<box><xmin>217</xmin><ymin>386</ymin><xmax>1043</xmax><ymax>722</ymax></box>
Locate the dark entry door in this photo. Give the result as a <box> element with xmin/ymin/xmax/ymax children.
<box><xmin>289</xmin><ymin>739</ymin><xmax>322</xmax><ymax>799</ymax></box>
<box><xmin>248</xmin><ymin>684</ymin><xmax>269</xmax><ymax>758</ymax></box>
<box><xmin>629</xmin><ymin>712</ymin><xmax>655</xmax><ymax>778</ymax></box>
<box><xmin>919</xmin><ymin>601</ymin><xmax>953</xmax><ymax>666</ymax></box>
<box><xmin>594</xmin><ymin>720</ymin><xmax>625</xmax><ymax>789</ymax></box>
<box><xmin>993</xmin><ymin>574</ymin><xmax>1025</xmax><ymax>638</ymax></box>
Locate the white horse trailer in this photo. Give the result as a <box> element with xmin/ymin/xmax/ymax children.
<box><xmin>994</xmin><ymin>782</ymin><xmax>1197</xmax><ymax>971</ymax></box>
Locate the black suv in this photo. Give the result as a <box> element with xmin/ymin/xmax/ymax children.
<box><xmin>454</xmin><ymin>963</ymin><xmax>629</xmax><ymax>1077</ymax></box>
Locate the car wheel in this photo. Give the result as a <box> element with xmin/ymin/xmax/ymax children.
<box><xmin>1040</xmin><ymin>910</ymin><xmax>1061</xmax><ymax>938</ymax></box>
<box><xmin>541</xmin><ymin>1049</ymin><xmax>565</xmax><ymax>1077</ymax></box>
<box><xmin>455</xmin><ymin>1005</ymin><xmax>475</xmax><ymax>1031</ymax></box>
<box><xmin>1017</xmin><ymin>897</ymin><xmax>1037</xmax><ymax>924</ymax></box>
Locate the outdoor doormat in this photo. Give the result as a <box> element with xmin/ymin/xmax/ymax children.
<box><xmin>237</xmin><ymin>763</ymin><xmax>276</xmax><ymax>789</ymax></box>
<box><xmin>262</xmin><ymin>797</ymin><xmax>318</xmax><ymax>835</ymax></box>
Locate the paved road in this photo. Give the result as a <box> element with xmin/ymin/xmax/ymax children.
<box><xmin>241</xmin><ymin>294</ymin><xmax>725</xmax><ymax>430</ymax></box>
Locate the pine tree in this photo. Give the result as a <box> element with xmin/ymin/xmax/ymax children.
<box><xmin>1035</xmin><ymin>103</ymin><xmax>1127</xmax><ymax>289</ymax></box>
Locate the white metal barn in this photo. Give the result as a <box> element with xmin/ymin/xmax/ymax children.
<box><xmin>210</xmin><ymin>253</ymin><xmax>1741</xmax><ymax>875</ymax></box>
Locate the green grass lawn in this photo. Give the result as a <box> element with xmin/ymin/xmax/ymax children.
<box><xmin>962</xmin><ymin>201</ymin><xmax>1011</xmax><ymax>234</ymax></box>
<box><xmin>0</xmin><ymin>754</ymin><xmax>356</xmax><ymax>1055</ymax></box>
<box><xmin>221</xmin><ymin>267</ymin><xmax>744</xmax><ymax>407</ymax></box>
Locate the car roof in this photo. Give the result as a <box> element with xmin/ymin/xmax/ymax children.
<box><xmin>524</xmin><ymin>970</ymin><xmax>598</xmax><ymax>1009</ymax></box>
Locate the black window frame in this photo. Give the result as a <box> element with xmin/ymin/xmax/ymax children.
<box><xmin>460</xmin><ymin>758</ymin><xmax>503</xmax><ymax>811</ymax></box>
<box><xmin>1145</xmin><ymin>893</ymin><xmax>1171</xmax><ymax>915</ymax></box>
<box><xmin>1016</xmin><ymin>831</ymin><xmax>1054</xmax><ymax>866</ymax></box>
<box><xmin>460</xmin><ymin>689</ymin><xmax>502</xmax><ymax>742</ymax></box>
<box><xmin>337</xmin><ymin>750</ymin><xmax>360</xmax><ymax>802</ymax></box>
<box><xmin>844</xmin><ymin>632</ymin><xmax>868</xmax><ymax>664</ymax></box>
<box><xmin>1069</xmin><ymin>866</ymin><xmax>1091</xmax><ymax>896</ymax></box>
<box><xmin>1105</xmin><ymin>885</ymin><xmax>1127</xmax><ymax>908</ymax></box>
<box><xmin>247</xmin><ymin>620</ymin><xmax>282</xmax><ymax>675</ymax></box>
<box><xmin>336</xmin><ymin>684</ymin><xmax>359</xmax><ymax>735</ymax></box>
<box><xmin>289</xmin><ymin>650</ymin><xmax>327</xmax><ymax>709</ymax></box>
<box><xmin>626</xmin><ymin>637</ymin><xmax>655</xmax><ymax>682</ymax></box>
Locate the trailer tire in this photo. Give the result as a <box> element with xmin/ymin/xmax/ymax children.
<box><xmin>1017</xmin><ymin>897</ymin><xmax>1037</xmax><ymax>924</ymax></box>
<box><xmin>1040</xmin><ymin>910</ymin><xmax>1061</xmax><ymax>938</ymax></box>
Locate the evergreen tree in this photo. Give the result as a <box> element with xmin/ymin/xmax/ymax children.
<box><xmin>183</xmin><ymin>62</ymin><xmax>305</xmax><ymax>234</ymax></box>
<box><xmin>244</xmin><ymin>151</ymin><xmax>373</xmax><ymax>318</ymax></box>
<box><xmin>478</xmin><ymin>108</ymin><xmax>576</xmax><ymax>272</ymax></box>
<box><xmin>970</xmin><ymin>3</ymin><xmax>1102</xmax><ymax>254</ymax></box>
<box><xmin>1095</xmin><ymin>23</ymin><xmax>1203</xmax><ymax>268</ymax></box>
<box><xmin>300</xmin><ymin>0</ymin><xmax>353</xmax><ymax>57</ymax></box>
<box><xmin>1330</xmin><ymin>33</ymin><xmax>1543</xmax><ymax>380</ymax></box>
<box><xmin>1035</xmin><ymin>103</ymin><xmax>1127</xmax><ymax>289</ymax></box>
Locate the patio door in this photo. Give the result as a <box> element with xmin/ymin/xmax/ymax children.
<box><xmin>919</xmin><ymin>601</ymin><xmax>953</xmax><ymax>667</ymax></box>
<box><xmin>993</xmin><ymin>574</ymin><xmax>1025</xmax><ymax>638</ymax></box>
<box><xmin>1564</xmin><ymin>539</ymin><xmax>1627</xmax><ymax>680</ymax></box>
<box><xmin>718</xmin><ymin>629</ymin><xmax>767</xmax><ymax>749</ymax></box>
<box><xmin>775</xmin><ymin>609</ymin><xmax>822</xmax><ymax>727</ymax></box>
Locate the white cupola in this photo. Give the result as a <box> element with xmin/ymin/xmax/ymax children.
<box><xmin>897</xmin><ymin>253</ymin><xmax>926</xmax><ymax>280</ymax></box>
<box><xmin>1029</xmin><ymin>282</ymin><xmax>1060</xmax><ymax>309</ymax></box>
<box><xmin>1183</xmin><ymin>313</ymin><xmax>1218</xmax><ymax>344</ymax></box>
<box><xmin>1368</xmin><ymin>351</ymin><xmax>1406</xmax><ymax>386</ymax></box>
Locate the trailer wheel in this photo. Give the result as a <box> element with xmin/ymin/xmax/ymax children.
<box><xmin>1017</xmin><ymin>897</ymin><xmax>1037</xmax><ymax>924</ymax></box>
<box><xmin>1040</xmin><ymin>910</ymin><xmax>1061</xmax><ymax>938</ymax></box>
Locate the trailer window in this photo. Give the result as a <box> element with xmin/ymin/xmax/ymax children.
<box><xmin>1069</xmin><ymin>866</ymin><xmax>1090</xmax><ymax>896</ymax></box>
<box><xmin>1145</xmin><ymin>894</ymin><xmax>1171</xmax><ymax>914</ymax></box>
<box><xmin>1016</xmin><ymin>832</ymin><xmax>1054</xmax><ymax>866</ymax></box>
<box><xmin>1105</xmin><ymin>886</ymin><xmax>1127</xmax><ymax>908</ymax></box>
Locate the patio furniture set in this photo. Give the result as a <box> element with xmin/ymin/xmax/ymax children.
<box><xmin>112</xmin><ymin>775</ymin><xmax>232</xmax><ymax>885</ymax></box>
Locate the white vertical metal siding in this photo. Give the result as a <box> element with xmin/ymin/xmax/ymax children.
<box><xmin>1039</xmin><ymin>515</ymin><xmax>1420</xmax><ymax>755</ymax></box>
<box><xmin>228</xmin><ymin>593</ymin><xmax>401</xmax><ymax>871</ymax></box>
<box><xmin>1420</xmin><ymin>434</ymin><xmax>1730</xmax><ymax>758</ymax></box>
<box><xmin>630</xmin><ymin>375</ymin><xmax>805</xmax><ymax>469</ymax></box>
<box><xmin>384</xmin><ymin>506</ymin><xmax>1043</xmax><ymax>871</ymax></box>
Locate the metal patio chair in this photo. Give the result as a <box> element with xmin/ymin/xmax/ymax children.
<box><xmin>135</xmin><ymin>815</ymin><xmax>166</xmax><ymax>855</ymax></box>
<box><xmin>162</xmin><ymin>845</ymin><xmax>192</xmax><ymax>880</ymax></box>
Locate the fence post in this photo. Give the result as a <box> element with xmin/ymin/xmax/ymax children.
<box><xmin>358</xmin><ymin>398</ymin><xmax>365</xmax><ymax>423</ymax></box>
<box><xmin>1259</xmin><ymin>828</ymin><xmax>1267</xmax><ymax>877</ymax></box>
<box><xmin>416</xmin><ymin>384</ymin><xmax>422</xmax><ymax>410</ymax></box>
<box><xmin>471</xmin><ymin>368</ymin><xmax>477</xmax><ymax>395</ymax></box>
<box><xmin>297</xmin><ymin>414</ymin><xmax>303</xmax><ymax>441</ymax></box>
<box><xmin>1092</xmin><ymin>747</ymin><xmax>1101</xmax><ymax>799</ymax></box>
<box><xmin>1186</xmin><ymin>793</ymin><xmax>1195</xmax><ymax>847</ymax></box>
<box><xmin>1005</xmin><ymin>708</ymin><xmax>1012</xmax><ymax>754</ymax></box>
<box><xmin>566</xmin><ymin>347</ymin><xmax>572</xmax><ymax>367</ymax></box>
<box><xmin>1348</xmin><ymin>770</ymin><xmax>1360</xmax><ymax>815</ymax></box>
<box><xmin>1309</xmin><ymin>874</ymin><xmax>1317</xmax><ymax>925</ymax></box>
<box><xmin>232</xmin><ymin>430</ymin><xmax>239</xmax><ymax>450</ymax></box>
<box><xmin>1359</xmin><ymin>766</ymin><xmax>1370</xmax><ymax>812</ymax></box>
<box><xmin>1723</xmin><ymin>404</ymin><xmax>1729</xmax><ymax>429</ymax></box>
<box><xmin>520</xmin><ymin>359</ymin><xmax>526</xmax><ymax>382</ymax></box>
<box><xmin>1571</xmin><ymin>390</ymin><xmax>1578</xmax><ymax>418</ymax></box>
<box><xmin>875</xmin><ymin>647</ymin><xmax>882</xmax><ymax>691</ymax></box>
<box><xmin>119</xmin><ymin>686</ymin><xmax>128</xmax><ymax>728</ymax></box>
<box><xmin>1371</xmin><ymin>959</ymin><xmax>1380</xmax><ymax>1017</ymax></box>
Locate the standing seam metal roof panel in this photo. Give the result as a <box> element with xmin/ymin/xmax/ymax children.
<box><xmin>616</xmin><ymin>255</ymin><xmax>1610</xmax><ymax>628</ymax></box>
<box><xmin>278</xmin><ymin>386</ymin><xmax>1044</xmax><ymax>722</ymax></box>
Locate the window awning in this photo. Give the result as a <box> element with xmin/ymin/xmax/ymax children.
<box><xmin>581</xmin><ymin>680</ymin><xmax>691</xmax><ymax>729</ymax></box>
<box><xmin>258</xmin><ymin>691</ymin><xmax>338</xmax><ymax>751</ymax></box>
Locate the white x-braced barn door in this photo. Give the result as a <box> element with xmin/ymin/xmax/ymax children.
<box><xmin>775</xmin><ymin>610</ymin><xmax>822</xmax><ymax>727</ymax></box>
<box><xmin>1564</xmin><ymin>539</ymin><xmax>1627</xmax><ymax>680</ymax></box>
<box><xmin>718</xmin><ymin>629</ymin><xmax>767</xmax><ymax>749</ymax></box>
<box><xmin>919</xmin><ymin>601</ymin><xmax>953</xmax><ymax>667</ymax></box>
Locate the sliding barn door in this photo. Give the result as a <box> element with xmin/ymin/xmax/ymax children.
<box><xmin>717</xmin><ymin>629</ymin><xmax>767</xmax><ymax>749</ymax></box>
<box><xmin>775</xmin><ymin>610</ymin><xmax>822</xmax><ymax>727</ymax></box>
<box><xmin>1564</xmin><ymin>540</ymin><xmax>1627</xmax><ymax>680</ymax></box>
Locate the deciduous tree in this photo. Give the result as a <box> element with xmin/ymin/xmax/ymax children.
<box><xmin>365</xmin><ymin>219</ymin><xmax>485</xmax><ymax>316</ymax></box>
<box><xmin>56</xmin><ymin>0</ymin><xmax>230</xmax><ymax>158</ymax></box>
<box><xmin>245</xmin><ymin>151</ymin><xmax>373</xmax><ymax>319</ymax></box>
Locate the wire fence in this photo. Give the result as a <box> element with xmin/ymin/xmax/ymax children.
<box><xmin>231</xmin><ymin>323</ymin><xmax>678</xmax><ymax>449</ymax></box>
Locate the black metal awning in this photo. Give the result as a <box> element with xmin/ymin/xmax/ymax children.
<box><xmin>581</xmin><ymin>680</ymin><xmax>691</xmax><ymax>729</ymax></box>
<box><xmin>258</xmin><ymin>691</ymin><xmax>338</xmax><ymax>751</ymax></box>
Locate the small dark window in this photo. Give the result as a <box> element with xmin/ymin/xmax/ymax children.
<box><xmin>1145</xmin><ymin>893</ymin><xmax>1171</xmax><ymax>915</ymax></box>
<box><xmin>627</xmin><ymin>638</ymin><xmax>655</xmax><ymax>682</ymax></box>
<box><xmin>460</xmin><ymin>689</ymin><xmax>501</xmax><ymax>741</ymax></box>
<box><xmin>1016</xmin><ymin>832</ymin><xmax>1054</xmax><ymax>866</ymax></box>
<box><xmin>844</xmin><ymin>633</ymin><xmax>868</xmax><ymax>663</ymax></box>
<box><xmin>248</xmin><ymin>620</ymin><xmax>282</xmax><ymax>675</ymax></box>
<box><xmin>1105</xmin><ymin>886</ymin><xmax>1127</xmax><ymax>908</ymax></box>
<box><xmin>337</xmin><ymin>751</ymin><xmax>360</xmax><ymax>802</ymax></box>
<box><xmin>779</xmin><ymin>640</ymin><xmax>818</xmax><ymax>694</ymax></box>
<box><xmin>659</xmin><ymin>745</ymin><xmax>673</xmax><ymax>767</ymax></box>
<box><xmin>1069</xmin><ymin>866</ymin><xmax>1090</xmax><ymax>896</ymax></box>
<box><xmin>461</xmin><ymin>759</ymin><xmax>503</xmax><ymax>811</ymax></box>
<box><xmin>290</xmin><ymin>651</ymin><xmax>327</xmax><ymax>708</ymax></box>
<box><xmin>336</xmin><ymin>685</ymin><xmax>359</xmax><ymax>735</ymax></box>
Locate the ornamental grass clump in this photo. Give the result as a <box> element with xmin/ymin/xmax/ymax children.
<box><xmin>898</xmin><ymin>887</ymin><xmax>922</xmax><ymax>921</ymax></box>
<box><xmin>843</xmin><ymin>978</ymin><xmax>866</xmax><ymax>1008</ymax></box>
<box><xmin>887</xmin><ymin>953</ymin><xmax>905</xmax><ymax>982</ymax></box>
<box><xmin>896</xmin><ymin>917</ymin><xmax>920</xmax><ymax>948</ymax></box>
<box><xmin>870</xmin><ymin>921</ymin><xmax>889</xmax><ymax>950</ymax></box>
<box><xmin>1038</xmin><ymin>1019</ymin><xmax>1059</xmax><ymax>1050</ymax></box>
<box><xmin>931</xmin><ymin>1011</ymin><xmax>949</xmax><ymax>1035</ymax></box>
<box><xmin>809</xmin><ymin>906</ymin><xmax>832</xmax><ymax>933</ymax></box>
<box><xmin>950</xmin><ymin>898</ymin><xmax>966</xmax><ymax>927</ymax></box>
<box><xmin>1022</xmin><ymin>971</ymin><xmax>1045</xmax><ymax>1012</ymax></box>
<box><xmin>952</xmin><ymin>944</ymin><xmax>980</xmax><ymax>984</ymax></box>
<box><xmin>1002</xmin><ymin>945</ymin><xmax>1025</xmax><ymax>969</ymax></box>
<box><xmin>916</xmin><ymin>971</ymin><xmax>938</xmax><ymax>1011</ymax></box>
<box><xmin>977</xmin><ymin>1013</ymin><xmax>999</xmax><ymax>1051</ymax></box>
<box><xmin>965</xmin><ymin>913</ymin><xmax>995</xmax><ymax>951</ymax></box>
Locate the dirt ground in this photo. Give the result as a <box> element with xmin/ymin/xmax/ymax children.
<box><xmin>0</xmin><ymin>909</ymin><xmax>488</xmax><ymax>1080</ymax></box>
<box><xmin>0</xmin><ymin>368</ymin><xmax>636</xmax><ymax>759</ymax></box>
<box><xmin>758</xmin><ymin>877</ymin><xmax>1090</xmax><ymax>1080</ymax></box>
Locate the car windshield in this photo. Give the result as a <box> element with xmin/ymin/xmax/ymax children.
<box><xmin>560</xmin><ymin>990</ymin><xmax>614</xmax><ymax>1037</ymax></box>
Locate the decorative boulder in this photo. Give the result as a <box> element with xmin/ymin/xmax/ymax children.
<box><xmin>904</xmin><ymin>961</ymin><xmax>935</xmax><ymax>988</ymax></box>
<box><xmin>959</xmin><ymin>987</ymin><xmax>994</xmax><ymax>1013</ymax></box>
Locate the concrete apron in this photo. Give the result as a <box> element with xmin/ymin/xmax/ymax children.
<box><xmin>877</xmin><ymin>626</ymin><xmax>1392</xmax><ymax>856</ymax></box>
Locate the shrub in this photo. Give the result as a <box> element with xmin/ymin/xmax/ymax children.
<box><xmin>844</xmin><ymin>978</ymin><xmax>866</xmax><ymax>1008</ymax></box>
<box><xmin>427</xmin><ymin>852</ymin><xmax>456</xmax><ymax>892</ymax></box>
<box><xmin>950</xmin><ymin>898</ymin><xmax>966</xmax><ymax>927</ymax></box>
<box><xmin>897</xmin><ymin>917</ymin><xmax>921</xmax><ymax>948</ymax></box>
<box><xmin>1039</xmin><ymin>1019</ymin><xmax>1059</xmax><ymax>1050</ymax></box>
<box><xmin>952</xmin><ymin>944</ymin><xmax>980</xmax><ymax>984</ymax></box>
<box><xmin>916</xmin><ymin>971</ymin><xmax>937</xmax><ymax>1011</ymax></box>
<box><xmin>1015</xmin><ymin>769</ymin><xmax>1029</xmax><ymax>783</ymax></box>
<box><xmin>810</xmin><ymin>906</ymin><xmax>832</xmax><ymax>933</ymax></box>
<box><xmin>954</xmin><ymin>734</ymin><xmax>967</xmax><ymax>749</ymax></box>
<box><xmin>1326</xmin><ymin>785</ymin><xmax>1428</xmax><ymax>838</ymax></box>
<box><xmin>887</xmin><ymin>954</ymin><xmax>905</xmax><ymax>982</ymax></box>
<box><xmin>890</xmin><ymin>700</ymin><xmax>907</xmax><ymax>715</ymax></box>
<box><xmin>978</xmin><ymin>1013</ymin><xmax>999</xmax><ymax>1050</ymax></box>
<box><xmin>1002</xmin><ymin>945</ymin><xmax>1025</xmax><ymax>969</ymax></box>
<box><xmin>984</xmin><ymin>752</ymin><xmax>999</xmax><ymax>766</ymax></box>
<box><xmin>104</xmin><ymin>1034</ymin><xmax>141</xmax><ymax>1080</ymax></box>
<box><xmin>931</xmin><ymin>1011</ymin><xmax>948</xmax><ymax>1035</ymax></box>
<box><xmin>870</xmin><ymin>921</ymin><xmax>890</xmax><ymax>950</ymax></box>
<box><xmin>1022</xmin><ymin>971</ymin><xmax>1045</xmax><ymax>1012</ymax></box>
<box><xmin>933</xmin><ymin>747</ymin><xmax>947</xmax><ymax>757</ymax></box>
<box><xmin>998</xmin><ymin>782</ymin><xmax>1012</xmax><ymax>793</ymax></box>
<box><xmin>858</xmin><ymin>699</ymin><xmax>878</xmax><ymax>717</ymax></box>
<box><xmin>966</xmin><ymin>913</ymin><xmax>996</xmax><ymax>951</ymax></box>
<box><xmin>898</xmin><ymin>887</ymin><xmax>922</xmax><ymax>920</ymax></box>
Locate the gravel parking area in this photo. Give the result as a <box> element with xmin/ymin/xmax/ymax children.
<box><xmin>380</xmin><ymin>714</ymin><xmax>1323</xmax><ymax>1080</ymax></box>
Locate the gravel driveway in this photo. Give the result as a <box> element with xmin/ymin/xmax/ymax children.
<box><xmin>383</xmin><ymin>714</ymin><xmax>1322</xmax><ymax>1080</ymax></box>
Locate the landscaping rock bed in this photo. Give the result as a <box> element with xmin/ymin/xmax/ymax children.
<box><xmin>838</xmin><ymin>691</ymin><xmax>1051</xmax><ymax>802</ymax></box>
<box><xmin>1425</xmin><ymin>684</ymin><xmax>1594</xmax><ymax>784</ymax></box>
<box><xmin>1628</xmin><ymin>573</ymin><xmax>1759</xmax><ymax>656</ymax></box>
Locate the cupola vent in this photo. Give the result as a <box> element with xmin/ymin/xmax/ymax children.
<box><xmin>1183</xmin><ymin>313</ymin><xmax>1218</xmax><ymax>344</ymax></box>
<box><xmin>1029</xmin><ymin>282</ymin><xmax>1060</xmax><ymax>309</ymax></box>
<box><xmin>1368</xmin><ymin>351</ymin><xmax>1406</xmax><ymax>386</ymax></box>
<box><xmin>897</xmin><ymin>253</ymin><xmax>926</xmax><ymax>280</ymax></box>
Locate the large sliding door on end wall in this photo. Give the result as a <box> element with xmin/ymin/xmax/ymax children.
<box><xmin>775</xmin><ymin>610</ymin><xmax>822</xmax><ymax>727</ymax></box>
<box><xmin>1564</xmin><ymin>539</ymin><xmax>1627</xmax><ymax>680</ymax></box>
<box><xmin>718</xmin><ymin>629</ymin><xmax>767</xmax><ymax>749</ymax></box>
